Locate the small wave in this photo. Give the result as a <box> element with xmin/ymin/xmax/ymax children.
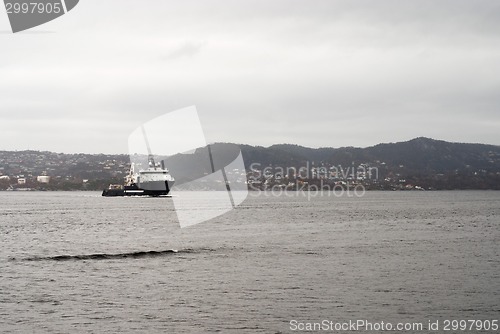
<box><xmin>8</xmin><ymin>247</ymin><xmax>228</xmax><ymax>262</ymax></box>
<box><xmin>12</xmin><ymin>249</ymin><xmax>180</xmax><ymax>262</ymax></box>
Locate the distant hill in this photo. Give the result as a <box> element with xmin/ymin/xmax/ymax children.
<box><xmin>235</xmin><ymin>137</ymin><xmax>500</xmax><ymax>189</ymax></box>
<box><xmin>1</xmin><ymin>137</ymin><xmax>499</xmax><ymax>190</ymax></box>
<box><xmin>238</xmin><ymin>137</ymin><xmax>500</xmax><ymax>173</ymax></box>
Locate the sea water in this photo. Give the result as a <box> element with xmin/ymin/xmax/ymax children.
<box><xmin>0</xmin><ymin>191</ymin><xmax>499</xmax><ymax>333</ymax></box>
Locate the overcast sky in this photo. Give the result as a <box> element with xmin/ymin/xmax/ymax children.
<box><xmin>1</xmin><ymin>0</ymin><xmax>499</xmax><ymax>153</ymax></box>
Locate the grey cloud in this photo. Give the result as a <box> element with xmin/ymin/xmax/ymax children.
<box><xmin>162</xmin><ymin>42</ymin><xmax>205</xmax><ymax>61</ymax></box>
<box><xmin>0</xmin><ymin>0</ymin><xmax>499</xmax><ymax>153</ymax></box>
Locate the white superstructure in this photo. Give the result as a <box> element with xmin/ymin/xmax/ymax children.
<box><xmin>126</xmin><ymin>159</ymin><xmax>175</xmax><ymax>191</ymax></box>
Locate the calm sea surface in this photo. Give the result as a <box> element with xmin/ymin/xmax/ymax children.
<box><xmin>0</xmin><ymin>191</ymin><xmax>499</xmax><ymax>333</ymax></box>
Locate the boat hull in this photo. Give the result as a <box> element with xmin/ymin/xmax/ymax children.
<box><xmin>102</xmin><ymin>181</ymin><xmax>174</xmax><ymax>197</ymax></box>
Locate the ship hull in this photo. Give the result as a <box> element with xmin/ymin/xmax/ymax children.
<box><xmin>102</xmin><ymin>181</ymin><xmax>174</xmax><ymax>197</ymax></box>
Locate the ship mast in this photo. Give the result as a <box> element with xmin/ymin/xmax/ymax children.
<box><xmin>141</xmin><ymin>125</ymin><xmax>157</xmax><ymax>170</ymax></box>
